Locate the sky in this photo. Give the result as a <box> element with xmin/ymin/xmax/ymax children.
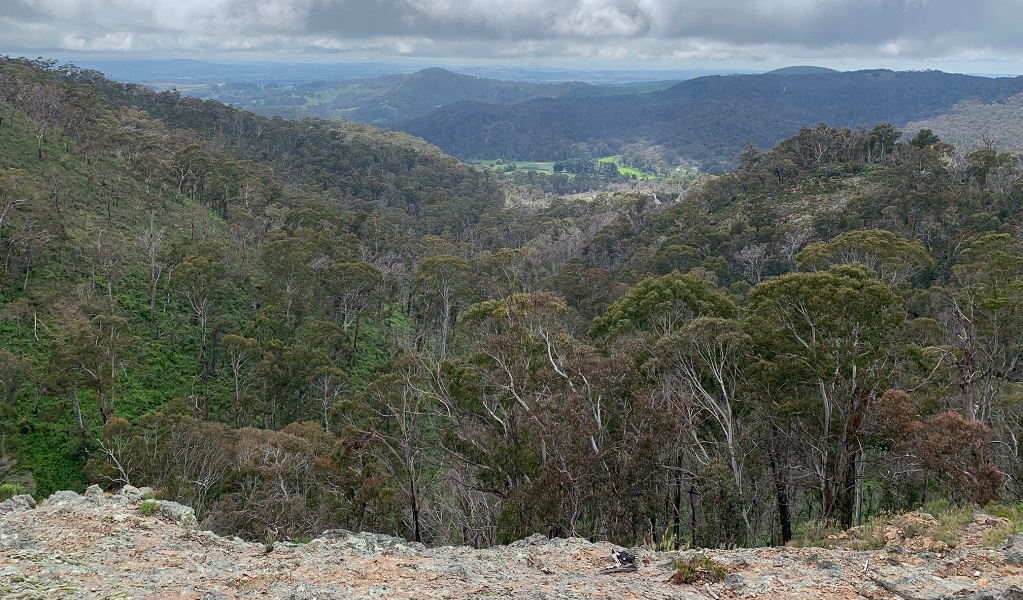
<box><xmin>1</xmin><ymin>0</ymin><xmax>1022</xmax><ymax>74</ymax></box>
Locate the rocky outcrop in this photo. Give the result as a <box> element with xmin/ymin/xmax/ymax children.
<box><xmin>0</xmin><ymin>494</ymin><xmax>35</xmax><ymax>514</ymax></box>
<box><xmin>3</xmin><ymin>489</ymin><xmax>1023</xmax><ymax>599</ymax></box>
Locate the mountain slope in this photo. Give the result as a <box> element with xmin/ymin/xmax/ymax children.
<box><xmin>906</xmin><ymin>93</ymin><xmax>1023</xmax><ymax>152</ymax></box>
<box><xmin>0</xmin><ymin>56</ymin><xmax>503</xmax><ymax>498</ymax></box>
<box><xmin>177</xmin><ymin>67</ymin><xmax>596</xmax><ymax>123</ymax></box>
<box><xmin>397</xmin><ymin>69</ymin><xmax>1023</xmax><ymax>169</ymax></box>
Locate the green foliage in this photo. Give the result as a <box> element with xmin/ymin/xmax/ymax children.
<box><xmin>263</xmin><ymin>529</ymin><xmax>277</xmax><ymax>554</ymax></box>
<box><xmin>138</xmin><ymin>499</ymin><xmax>160</xmax><ymax>516</ymax></box>
<box><xmin>669</xmin><ymin>555</ymin><xmax>726</xmax><ymax>585</ymax></box>
<box><xmin>980</xmin><ymin>503</ymin><xmax>1023</xmax><ymax>546</ymax></box>
<box><xmin>920</xmin><ymin>501</ymin><xmax>974</xmax><ymax>548</ymax></box>
<box><xmin>0</xmin><ymin>483</ymin><xmax>25</xmax><ymax>501</ymax></box>
<box><xmin>797</xmin><ymin>229</ymin><xmax>934</xmax><ymax>285</ymax></box>
<box><xmin>792</xmin><ymin>516</ymin><xmax>888</xmax><ymax>551</ymax></box>
<box><xmin>590</xmin><ymin>271</ymin><xmax>736</xmax><ymax>339</ymax></box>
<box><xmin>6</xmin><ymin>56</ymin><xmax>1023</xmax><ymax>553</ymax></box>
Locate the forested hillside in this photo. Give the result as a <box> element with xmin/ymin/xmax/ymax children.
<box><xmin>398</xmin><ymin>69</ymin><xmax>1023</xmax><ymax>171</ymax></box>
<box><xmin>192</xmin><ymin>68</ymin><xmax>592</xmax><ymax>124</ymax></box>
<box><xmin>2</xmin><ymin>57</ymin><xmax>1023</xmax><ymax>552</ymax></box>
<box><xmin>906</xmin><ymin>93</ymin><xmax>1023</xmax><ymax>154</ymax></box>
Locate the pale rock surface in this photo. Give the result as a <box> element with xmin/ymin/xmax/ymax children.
<box><xmin>0</xmin><ymin>494</ymin><xmax>35</xmax><ymax>514</ymax></box>
<box><xmin>3</xmin><ymin>489</ymin><xmax>1023</xmax><ymax>599</ymax></box>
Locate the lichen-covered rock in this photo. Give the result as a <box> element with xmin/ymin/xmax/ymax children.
<box><xmin>40</xmin><ymin>489</ymin><xmax>83</xmax><ymax>507</ymax></box>
<box><xmin>4</xmin><ymin>494</ymin><xmax>1023</xmax><ymax>599</ymax></box>
<box><xmin>84</xmin><ymin>484</ymin><xmax>105</xmax><ymax>502</ymax></box>
<box><xmin>1003</xmin><ymin>533</ymin><xmax>1023</xmax><ymax>565</ymax></box>
<box><xmin>117</xmin><ymin>485</ymin><xmax>143</xmax><ymax>502</ymax></box>
<box><xmin>319</xmin><ymin>529</ymin><xmax>425</xmax><ymax>554</ymax></box>
<box><xmin>157</xmin><ymin>500</ymin><xmax>197</xmax><ymax>528</ymax></box>
<box><xmin>0</xmin><ymin>494</ymin><xmax>35</xmax><ymax>513</ymax></box>
<box><xmin>510</xmin><ymin>533</ymin><xmax>550</xmax><ymax>547</ymax></box>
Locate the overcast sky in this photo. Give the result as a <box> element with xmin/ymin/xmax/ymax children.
<box><xmin>2</xmin><ymin>0</ymin><xmax>1021</xmax><ymax>73</ymax></box>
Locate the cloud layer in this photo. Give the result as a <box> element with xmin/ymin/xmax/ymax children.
<box><xmin>2</xmin><ymin>0</ymin><xmax>1021</xmax><ymax>69</ymax></box>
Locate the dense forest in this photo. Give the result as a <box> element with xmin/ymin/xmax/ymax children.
<box><xmin>398</xmin><ymin>69</ymin><xmax>1023</xmax><ymax>172</ymax></box>
<box><xmin>2</xmin><ymin>57</ymin><xmax>1023</xmax><ymax>552</ymax></box>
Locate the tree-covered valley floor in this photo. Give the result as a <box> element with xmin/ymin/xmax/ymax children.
<box><xmin>2</xmin><ymin>56</ymin><xmax>1023</xmax><ymax>551</ymax></box>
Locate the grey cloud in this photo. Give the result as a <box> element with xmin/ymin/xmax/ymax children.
<box><xmin>648</xmin><ymin>0</ymin><xmax>1023</xmax><ymax>54</ymax></box>
<box><xmin>1</xmin><ymin>0</ymin><xmax>1021</xmax><ymax>66</ymax></box>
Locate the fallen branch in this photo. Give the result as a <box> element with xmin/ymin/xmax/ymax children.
<box><xmin>866</xmin><ymin>575</ymin><xmax>924</xmax><ymax>600</ymax></box>
<box><xmin>598</xmin><ymin>565</ymin><xmax>638</xmax><ymax>575</ymax></box>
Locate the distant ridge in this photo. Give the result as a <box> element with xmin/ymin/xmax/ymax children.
<box><xmin>397</xmin><ymin>68</ymin><xmax>1023</xmax><ymax>170</ymax></box>
<box><xmin>765</xmin><ymin>65</ymin><xmax>841</xmax><ymax>75</ymax></box>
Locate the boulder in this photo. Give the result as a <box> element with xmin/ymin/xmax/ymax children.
<box><xmin>1003</xmin><ymin>534</ymin><xmax>1023</xmax><ymax>565</ymax></box>
<box><xmin>84</xmin><ymin>484</ymin><xmax>105</xmax><ymax>502</ymax></box>
<box><xmin>40</xmin><ymin>490</ymin><xmax>84</xmax><ymax>507</ymax></box>
<box><xmin>118</xmin><ymin>485</ymin><xmax>144</xmax><ymax>502</ymax></box>
<box><xmin>0</xmin><ymin>494</ymin><xmax>36</xmax><ymax>514</ymax></box>
<box><xmin>158</xmin><ymin>500</ymin><xmax>197</xmax><ymax>529</ymax></box>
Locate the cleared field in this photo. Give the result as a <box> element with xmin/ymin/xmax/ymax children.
<box><xmin>476</xmin><ymin>157</ymin><xmax>661</xmax><ymax>179</ymax></box>
<box><xmin>475</xmin><ymin>160</ymin><xmax>558</xmax><ymax>172</ymax></box>
<box><xmin>597</xmin><ymin>156</ymin><xmax>658</xmax><ymax>179</ymax></box>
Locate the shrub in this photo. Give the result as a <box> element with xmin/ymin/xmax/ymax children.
<box><xmin>669</xmin><ymin>555</ymin><xmax>726</xmax><ymax>585</ymax></box>
<box><xmin>0</xmin><ymin>483</ymin><xmax>24</xmax><ymax>501</ymax></box>
<box><xmin>792</xmin><ymin>514</ymin><xmax>888</xmax><ymax>551</ymax></box>
<box><xmin>981</xmin><ymin>502</ymin><xmax>1023</xmax><ymax>546</ymax></box>
<box><xmin>921</xmin><ymin>500</ymin><xmax>974</xmax><ymax>548</ymax></box>
<box><xmin>138</xmin><ymin>499</ymin><xmax>160</xmax><ymax>516</ymax></box>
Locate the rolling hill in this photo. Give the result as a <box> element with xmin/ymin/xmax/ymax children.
<box><xmin>151</xmin><ymin>67</ymin><xmax>679</xmax><ymax>124</ymax></box>
<box><xmin>395</xmin><ymin>69</ymin><xmax>1023</xmax><ymax>170</ymax></box>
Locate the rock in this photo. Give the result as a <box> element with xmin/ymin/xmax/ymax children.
<box><xmin>509</xmin><ymin>533</ymin><xmax>550</xmax><ymax>547</ymax></box>
<box><xmin>1003</xmin><ymin>534</ymin><xmax>1023</xmax><ymax>565</ymax></box>
<box><xmin>0</xmin><ymin>494</ymin><xmax>36</xmax><ymax>513</ymax></box>
<box><xmin>40</xmin><ymin>490</ymin><xmax>83</xmax><ymax>507</ymax></box>
<box><xmin>158</xmin><ymin>500</ymin><xmax>197</xmax><ymax>529</ymax></box>
<box><xmin>969</xmin><ymin>588</ymin><xmax>1023</xmax><ymax>600</ymax></box>
<box><xmin>118</xmin><ymin>485</ymin><xmax>143</xmax><ymax>502</ymax></box>
<box><xmin>7</xmin><ymin>489</ymin><xmax>1023</xmax><ymax>599</ymax></box>
<box><xmin>84</xmin><ymin>484</ymin><xmax>105</xmax><ymax>501</ymax></box>
<box><xmin>319</xmin><ymin>529</ymin><xmax>423</xmax><ymax>554</ymax></box>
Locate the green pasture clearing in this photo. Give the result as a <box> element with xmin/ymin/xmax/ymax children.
<box><xmin>304</xmin><ymin>88</ymin><xmax>341</xmax><ymax>106</ymax></box>
<box><xmin>476</xmin><ymin>157</ymin><xmax>661</xmax><ymax>180</ymax></box>
<box><xmin>515</xmin><ymin>161</ymin><xmax>558</xmax><ymax>172</ymax></box>
<box><xmin>147</xmin><ymin>82</ymin><xmax>213</xmax><ymax>93</ymax></box>
<box><xmin>475</xmin><ymin>160</ymin><xmax>557</xmax><ymax>172</ymax></box>
<box><xmin>596</xmin><ymin>156</ymin><xmax>658</xmax><ymax>180</ymax></box>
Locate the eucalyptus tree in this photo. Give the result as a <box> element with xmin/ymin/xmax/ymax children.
<box><xmin>413</xmin><ymin>254</ymin><xmax>472</xmax><ymax>361</ymax></box>
<box><xmin>797</xmin><ymin>229</ymin><xmax>934</xmax><ymax>286</ymax></box>
<box><xmin>934</xmin><ymin>234</ymin><xmax>1023</xmax><ymax>423</ymax></box>
<box><xmin>654</xmin><ymin>317</ymin><xmax>755</xmax><ymax>543</ymax></box>
<box><xmin>746</xmin><ymin>265</ymin><xmax>906</xmax><ymax>528</ymax></box>
<box><xmin>172</xmin><ymin>244</ymin><xmax>227</xmax><ymax>375</ymax></box>
<box><xmin>453</xmin><ymin>291</ymin><xmax>658</xmax><ymax>543</ymax></box>
<box><xmin>593</xmin><ymin>271</ymin><xmax>744</xmax><ymax>545</ymax></box>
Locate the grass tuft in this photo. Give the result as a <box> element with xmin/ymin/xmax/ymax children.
<box><xmin>981</xmin><ymin>502</ymin><xmax>1023</xmax><ymax>546</ymax></box>
<box><xmin>138</xmin><ymin>499</ymin><xmax>160</xmax><ymax>516</ymax></box>
<box><xmin>0</xmin><ymin>482</ymin><xmax>25</xmax><ymax>502</ymax></box>
<box><xmin>669</xmin><ymin>555</ymin><xmax>726</xmax><ymax>585</ymax></box>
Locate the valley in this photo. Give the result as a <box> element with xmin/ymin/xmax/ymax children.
<box><xmin>1</xmin><ymin>55</ymin><xmax>1023</xmax><ymax>560</ymax></box>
